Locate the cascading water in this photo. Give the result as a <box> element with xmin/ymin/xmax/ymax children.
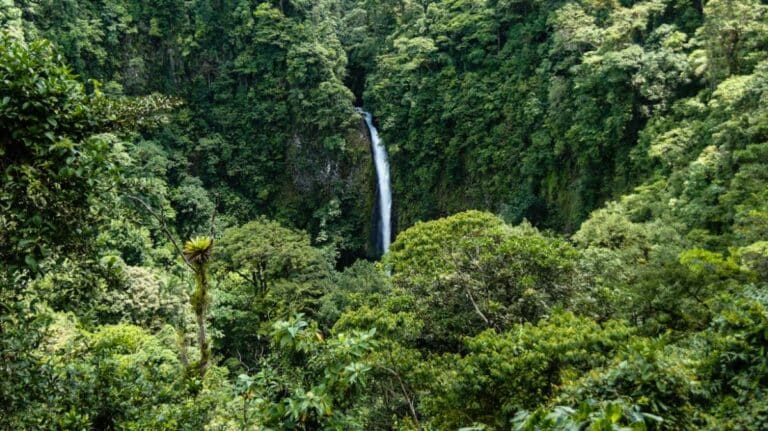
<box><xmin>358</xmin><ymin>109</ymin><xmax>392</xmax><ymax>256</ymax></box>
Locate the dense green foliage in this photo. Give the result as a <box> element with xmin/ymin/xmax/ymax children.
<box><xmin>386</xmin><ymin>211</ymin><xmax>580</xmax><ymax>350</ymax></box>
<box><xmin>2</xmin><ymin>0</ymin><xmax>768</xmax><ymax>429</ymax></box>
<box><xmin>360</xmin><ymin>0</ymin><xmax>767</xmax><ymax>233</ymax></box>
<box><xmin>4</xmin><ymin>0</ymin><xmax>374</xmax><ymax>258</ymax></box>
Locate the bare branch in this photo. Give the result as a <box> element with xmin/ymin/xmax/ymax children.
<box><xmin>209</xmin><ymin>192</ymin><xmax>220</xmax><ymax>240</ymax></box>
<box><xmin>465</xmin><ymin>284</ymin><xmax>494</xmax><ymax>329</ymax></box>
<box><xmin>124</xmin><ymin>194</ymin><xmax>195</xmax><ymax>272</ymax></box>
<box><xmin>377</xmin><ymin>363</ymin><xmax>421</xmax><ymax>431</ymax></box>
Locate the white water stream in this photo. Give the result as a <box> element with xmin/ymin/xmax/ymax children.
<box><xmin>358</xmin><ymin>109</ymin><xmax>392</xmax><ymax>255</ymax></box>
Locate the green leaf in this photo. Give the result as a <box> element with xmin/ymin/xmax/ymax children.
<box><xmin>24</xmin><ymin>254</ymin><xmax>38</xmax><ymax>271</ymax></box>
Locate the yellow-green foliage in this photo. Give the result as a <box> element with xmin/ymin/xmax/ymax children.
<box><xmin>386</xmin><ymin>210</ymin><xmax>580</xmax><ymax>350</ymax></box>
<box><xmin>11</xmin><ymin>318</ymin><xmax>232</xmax><ymax>430</ymax></box>
<box><xmin>421</xmin><ymin>312</ymin><xmax>635</xmax><ymax>430</ymax></box>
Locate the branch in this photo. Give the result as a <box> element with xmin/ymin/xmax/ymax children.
<box><xmin>124</xmin><ymin>194</ymin><xmax>195</xmax><ymax>272</ymax></box>
<box><xmin>209</xmin><ymin>192</ymin><xmax>220</xmax><ymax>240</ymax></box>
<box><xmin>451</xmin><ymin>246</ymin><xmax>498</xmax><ymax>330</ymax></box>
<box><xmin>232</xmin><ymin>269</ymin><xmax>262</xmax><ymax>294</ymax></box>
<box><xmin>465</xmin><ymin>285</ymin><xmax>494</xmax><ymax>329</ymax></box>
<box><xmin>377</xmin><ymin>364</ymin><xmax>421</xmax><ymax>431</ymax></box>
<box><xmin>176</xmin><ymin>328</ymin><xmax>189</xmax><ymax>368</ymax></box>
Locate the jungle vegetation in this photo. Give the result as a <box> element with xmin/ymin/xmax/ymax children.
<box><xmin>2</xmin><ymin>0</ymin><xmax>768</xmax><ymax>429</ymax></box>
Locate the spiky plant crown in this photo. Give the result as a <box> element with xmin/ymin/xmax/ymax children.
<box><xmin>183</xmin><ymin>236</ymin><xmax>213</xmax><ymax>265</ymax></box>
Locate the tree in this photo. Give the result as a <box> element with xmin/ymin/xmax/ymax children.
<box><xmin>183</xmin><ymin>236</ymin><xmax>214</xmax><ymax>376</ymax></box>
<box><xmin>212</xmin><ymin>219</ymin><xmax>333</xmax><ymax>364</ymax></box>
<box><xmin>0</xmin><ymin>33</ymin><xmax>123</xmax><ymax>274</ymax></box>
<box><xmin>421</xmin><ymin>313</ymin><xmax>634</xmax><ymax>430</ymax></box>
<box><xmin>209</xmin><ymin>314</ymin><xmax>377</xmax><ymax>430</ymax></box>
<box><xmin>0</xmin><ymin>31</ymin><xmax>178</xmax><ymax>276</ymax></box>
<box><xmin>387</xmin><ymin>211</ymin><xmax>579</xmax><ymax>351</ymax></box>
<box><xmin>693</xmin><ymin>0</ymin><xmax>768</xmax><ymax>85</ymax></box>
<box><xmin>1</xmin><ymin>317</ymin><xmax>228</xmax><ymax>429</ymax></box>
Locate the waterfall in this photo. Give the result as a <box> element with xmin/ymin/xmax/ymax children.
<box><xmin>358</xmin><ymin>109</ymin><xmax>392</xmax><ymax>255</ymax></box>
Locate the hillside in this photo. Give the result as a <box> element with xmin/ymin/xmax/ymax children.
<box><xmin>2</xmin><ymin>0</ymin><xmax>768</xmax><ymax>429</ymax></box>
